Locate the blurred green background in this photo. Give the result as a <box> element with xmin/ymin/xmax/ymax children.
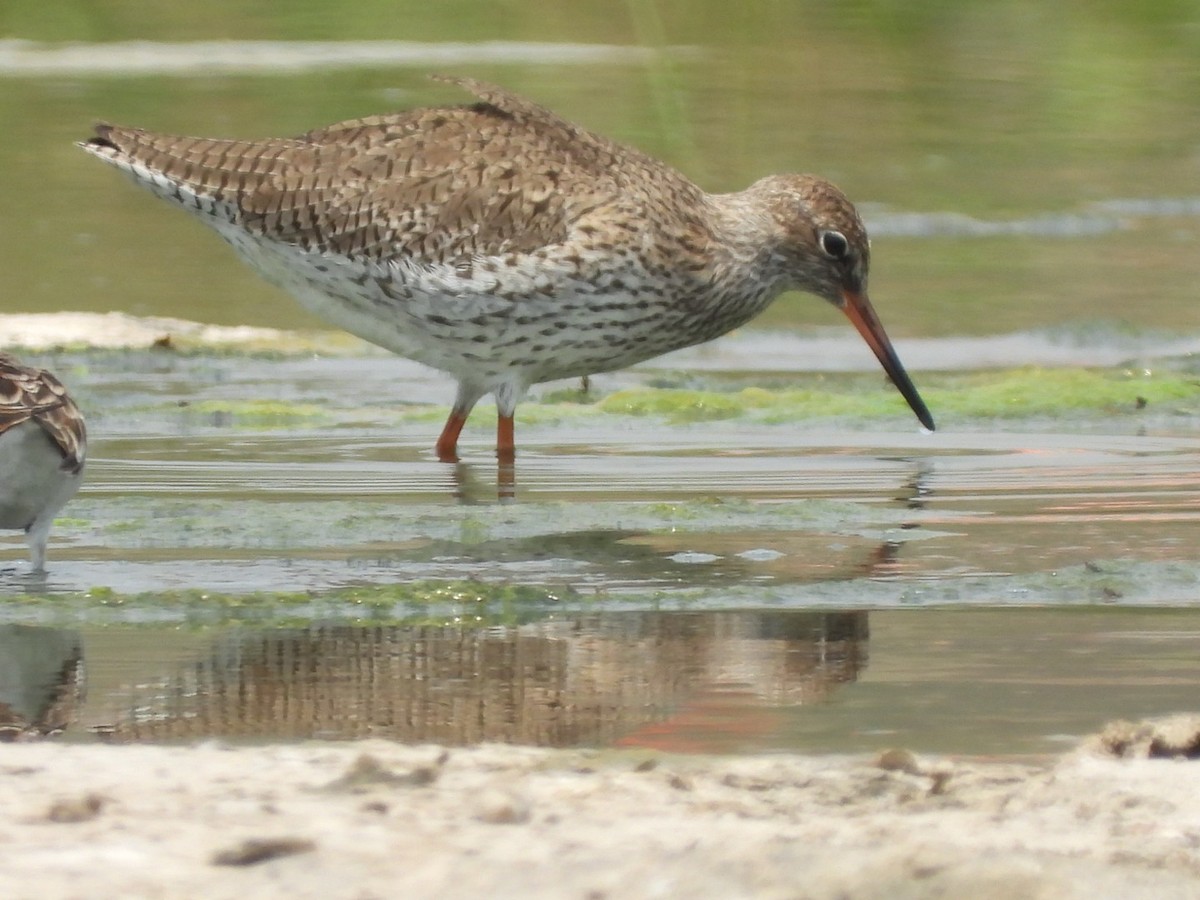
<box><xmin>2</xmin><ymin>0</ymin><xmax>1198</xmax><ymax>337</ymax></box>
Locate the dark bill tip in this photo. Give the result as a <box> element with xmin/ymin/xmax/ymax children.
<box><xmin>840</xmin><ymin>291</ymin><xmax>935</xmax><ymax>432</ymax></box>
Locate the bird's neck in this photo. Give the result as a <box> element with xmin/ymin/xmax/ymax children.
<box><xmin>700</xmin><ymin>189</ymin><xmax>792</xmax><ymax>310</ymax></box>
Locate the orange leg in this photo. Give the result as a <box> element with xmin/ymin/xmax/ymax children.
<box><xmin>496</xmin><ymin>414</ymin><xmax>516</xmax><ymax>464</ymax></box>
<box><xmin>435</xmin><ymin>410</ymin><xmax>468</xmax><ymax>463</ymax></box>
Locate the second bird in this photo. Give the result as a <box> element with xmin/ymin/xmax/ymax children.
<box><xmin>79</xmin><ymin>76</ymin><xmax>934</xmax><ymax>462</ymax></box>
<box><xmin>0</xmin><ymin>354</ymin><xmax>87</xmax><ymax>573</ymax></box>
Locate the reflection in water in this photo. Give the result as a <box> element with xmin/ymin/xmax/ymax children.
<box><xmin>444</xmin><ymin>460</ymin><xmax>508</xmax><ymax>503</ymax></box>
<box><xmin>362</xmin><ymin>526</ymin><xmax>911</xmax><ymax>592</ymax></box>
<box><xmin>13</xmin><ymin>609</ymin><xmax>1200</xmax><ymax>754</ymax></box>
<box><xmin>93</xmin><ymin>611</ymin><xmax>867</xmax><ymax>750</ymax></box>
<box><xmin>866</xmin><ymin>461</ymin><xmax>936</xmax><ymax>579</ymax></box>
<box><xmin>896</xmin><ymin>462</ymin><xmax>935</xmax><ymax>512</ymax></box>
<box><xmin>0</xmin><ymin>625</ymin><xmax>84</xmax><ymax>740</ymax></box>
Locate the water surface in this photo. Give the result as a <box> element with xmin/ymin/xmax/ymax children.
<box><xmin>0</xmin><ymin>348</ymin><xmax>1196</xmax><ymax>754</ymax></box>
<box><xmin>1</xmin><ymin>4</ymin><xmax>1199</xmax><ymax>754</ymax></box>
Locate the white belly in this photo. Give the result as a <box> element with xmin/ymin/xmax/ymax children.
<box><xmin>213</xmin><ymin>223</ymin><xmax>731</xmax><ymax>390</ymax></box>
<box><xmin>0</xmin><ymin>423</ymin><xmax>82</xmax><ymax>531</ymax></box>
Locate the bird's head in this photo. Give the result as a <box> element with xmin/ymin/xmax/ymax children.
<box><xmin>755</xmin><ymin>174</ymin><xmax>934</xmax><ymax>432</ymax></box>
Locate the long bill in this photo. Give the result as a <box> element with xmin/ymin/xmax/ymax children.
<box><xmin>840</xmin><ymin>290</ymin><xmax>935</xmax><ymax>432</ymax></box>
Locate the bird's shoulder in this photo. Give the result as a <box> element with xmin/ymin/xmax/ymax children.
<box><xmin>0</xmin><ymin>356</ymin><xmax>87</xmax><ymax>473</ymax></box>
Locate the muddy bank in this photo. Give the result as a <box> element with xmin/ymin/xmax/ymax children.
<box><xmin>2</xmin><ymin>717</ymin><xmax>1198</xmax><ymax>899</ymax></box>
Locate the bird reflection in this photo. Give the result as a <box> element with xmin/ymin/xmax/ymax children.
<box><xmin>91</xmin><ymin>611</ymin><xmax>868</xmax><ymax>751</ymax></box>
<box><xmin>0</xmin><ymin>625</ymin><xmax>84</xmax><ymax>741</ymax></box>
<box><xmin>442</xmin><ymin>459</ymin><xmax>517</xmax><ymax>502</ymax></box>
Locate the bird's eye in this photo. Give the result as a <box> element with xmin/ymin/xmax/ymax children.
<box><xmin>820</xmin><ymin>230</ymin><xmax>849</xmax><ymax>260</ymax></box>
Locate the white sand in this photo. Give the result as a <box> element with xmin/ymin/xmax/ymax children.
<box><xmin>2</xmin><ymin>717</ymin><xmax>1199</xmax><ymax>899</ymax></box>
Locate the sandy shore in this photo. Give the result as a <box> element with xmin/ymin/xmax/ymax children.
<box><xmin>1</xmin><ymin>718</ymin><xmax>1198</xmax><ymax>899</ymax></box>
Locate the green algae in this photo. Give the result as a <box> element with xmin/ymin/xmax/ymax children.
<box><xmin>64</xmin><ymin>495</ymin><xmax>928</xmax><ymax>553</ymax></box>
<box><xmin>3</xmin><ymin>557</ymin><xmax>1198</xmax><ymax>629</ymax></box>
<box><xmin>536</xmin><ymin>384</ymin><xmax>596</xmax><ymax>405</ymax></box>
<box><xmin>564</xmin><ymin>367</ymin><xmax>1200</xmax><ymax>426</ymax></box>
<box><xmin>182</xmin><ymin>399</ymin><xmax>330</xmax><ymax>428</ymax></box>
<box><xmin>0</xmin><ymin>580</ymin><xmax>577</xmax><ymax>627</ymax></box>
<box><xmin>926</xmin><ymin>367</ymin><xmax>1200</xmax><ymax>419</ymax></box>
<box><xmin>184</xmin><ymin>361</ymin><xmax>1192</xmax><ymax>437</ymax></box>
<box><xmin>597</xmin><ymin>388</ymin><xmax>749</xmax><ymax>422</ymax></box>
<box><xmin>646</xmin><ymin>497</ymin><xmax>755</xmax><ymax>521</ymax></box>
<box><xmin>365</xmin><ymin>363</ymin><xmax>1194</xmax><ymax>431</ymax></box>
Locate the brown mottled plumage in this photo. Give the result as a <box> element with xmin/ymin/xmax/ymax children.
<box><xmin>79</xmin><ymin>76</ymin><xmax>932</xmax><ymax>462</ymax></box>
<box><xmin>0</xmin><ymin>354</ymin><xmax>87</xmax><ymax>572</ymax></box>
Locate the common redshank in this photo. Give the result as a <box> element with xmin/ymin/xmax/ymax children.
<box><xmin>79</xmin><ymin>76</ymin><xmax>934</xmax><ymax>461</ymax></box>
<box><xmin>0</xmin><ymin>354</ymin><xmax>87</xmax><ymax>572</ymax></box>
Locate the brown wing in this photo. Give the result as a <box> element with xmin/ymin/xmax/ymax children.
<box><xmin>81</xmin><ymin>78</ymin><xmax>674</xmax><ymax>265</ymax></box>
<box><xmin>0</xmin><ymin>355</ymin><xmax>87</xmax><ymax>475</ymax></box>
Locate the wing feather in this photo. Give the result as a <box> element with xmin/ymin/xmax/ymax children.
<box><xmin>80</xmin><ymin>78</ymin><xmax>673</xmax><ymax>265</ymax></box>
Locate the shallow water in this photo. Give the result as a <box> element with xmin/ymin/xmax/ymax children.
<box><xmin>3</xmin><ymin>348</ymin><xmax>1196</xmax><ymax>599</ymax></box>
<box><xmin>2</xmin><ymin>6</ymin><xmax>1200</xmax><ymax>752</ymax></box>
<box><xmin>0</xmin><ymin>349</ymin><xmax>1197</xmax><ymax>753</ymax></box>
<box><xmin>9</xmin><ymin>607</ymin><xmax>1200</xmax><ymax>756</ymax></box>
